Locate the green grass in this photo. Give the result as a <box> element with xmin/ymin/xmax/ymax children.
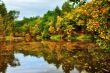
<box><xmin>50</xmin><ymin>35</ymin><xmax>62</xmax><ymax>41</ymax></box>
<box><xmin>75</xmin><ymin>34</ymin><xmax>92</xmax><ymax>41</ymax></box>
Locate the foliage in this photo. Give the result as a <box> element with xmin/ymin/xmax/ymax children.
<box><xmin>0</xmin><ymin>2</ymin><xmax>7</xmax><ymax>17</ymax></box>
<box><xmin>0</xmin><ymin>1</ymin><xmax>19</xmax><ymax>42</ymax></box>
<box><xmin>65</xmin><ymin>35</ymin><xmax>75</xmax><ymax>41</ymax></box>
<box><xmin>62</xmin><ymin>1</ymin><xmax>72</xmax><ymax>12</ymax></box>
<box><xmin>55</xmin><ymin>0</ymin><xmax>110</xmax><ymax>48</ymax></box>
<box><xmin>76</xmin><ymin>35</ymin><xmax>92</xmax><ymax>41</ymax></box>
<box><xmin>36</xmin><ymin>35</ymin><xmax>42</xmax><ymax>41</ymax></box>
<box><xmin>69</xmin><ymin>0</ymin><xmax>87</xmax><ymax>7</ymax></box>
<box><xmin>50</xmin><ymin>35</ymin><xmax>62</xmax><ymax>41</ymax></box>
<box><xmin>96</xmin><ymin>38</ymin><xmax>110</xmax><ymax>49</ymax></box>
<box><xmin>2</xmin><ymin>0</ymin><xmax>110</xmax><ymax>49</ymax></box>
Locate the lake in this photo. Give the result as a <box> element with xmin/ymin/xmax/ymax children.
<box><xmin>0</xmin><ymin>41</ymin><xmax>110</xmax><ymax>73</ymax></box>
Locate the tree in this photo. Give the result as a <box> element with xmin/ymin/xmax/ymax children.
<box><xmin>69</xmin><ymin>0</ymin><xmax>87</xmax><ymax>7</ymax></box>
<box><xmin>0</xmin><ymin>2</ymin><xmax>7</xmax><ymax>42</ymax></box>
<box><xmin>0</xmin><ymin>1</ymin><xmax>7</xmax><ymax>17</ymax></box>
<box><xmin>0</xmin><ymin>1</ymin><xmax>19</xmax><ymax>42</ymax></box>
<box><xmin>62</xmin><ymin>1</ymin><xmax>72</xmax><ymax>13</ymax></box>
<box><xmin>54</xmin><ymin>6</ymin><xmax>62</xmax><ymax>16</ymax></box>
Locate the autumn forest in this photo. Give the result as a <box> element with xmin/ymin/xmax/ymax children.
<box><xmin>0</xmin><ymin>0</ymin><xmax>110</xmax><ymax>49</ymax></box>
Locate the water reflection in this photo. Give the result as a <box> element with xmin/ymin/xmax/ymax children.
<box><xmin>0</xmin><ymin>41</ymin><xmax>110</xmax><ymax>73</ymax></box>
<box><xmin>0</xmin><ymin>50</ymin><xmax>20</xmax><ymax>73</ymax></box>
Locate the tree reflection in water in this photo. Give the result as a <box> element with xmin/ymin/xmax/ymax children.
<box><xmin>0</xmin><ymin>41</ymin><xmax>110</xmax><ymax>73</ymax></box>
<box><xmin>14</xmin><ymin>41</ymin><xmax>110</xmax><ymax>73</ymax></box>
<box><xmin>0</xmin><ymin>42</ymin><xmax>20</xmax><ymax>73</ymax></box>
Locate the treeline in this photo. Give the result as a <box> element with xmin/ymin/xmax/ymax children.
<box><xmin>1</xmin><ymin>0</ymin><xmax>110</xmax><ymax>49</ymax></box>
<box><xmin>14</xmin><ymin>0</ymin><xmax>88</xmax><ymax>41</ymax></box>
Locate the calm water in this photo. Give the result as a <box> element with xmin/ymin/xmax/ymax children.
<box><xmin>0</xmin><ymin>41</ymin><xmax>110</xmax><ymax>73</ymax></box>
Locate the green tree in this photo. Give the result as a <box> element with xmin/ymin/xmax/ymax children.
<box><xmin>0</xmin><ymin>1</ymin><xmax>7</xmax><ymax>17</ymax></box>
<box><xmin>62</xmin><ymin>1</ymin><xmax>72</xmax><ymax>12</ymax></box>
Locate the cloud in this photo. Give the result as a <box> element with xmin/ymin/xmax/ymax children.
<box><xmin>2</xmin><ymin>0</ymin><xmax>67</xmax><ymax>20</ymax></box>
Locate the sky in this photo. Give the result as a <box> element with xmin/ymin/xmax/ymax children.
<box><xmin>2</xmin><ymin>0</ymin><xmax>67</xmax><ymax>20</ymax></box>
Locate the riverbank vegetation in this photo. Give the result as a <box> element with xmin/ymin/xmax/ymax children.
<box><xmin>0</xmin><ymin>0</ymin><xmax>110</xmax><ymax>49</ymax></box>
